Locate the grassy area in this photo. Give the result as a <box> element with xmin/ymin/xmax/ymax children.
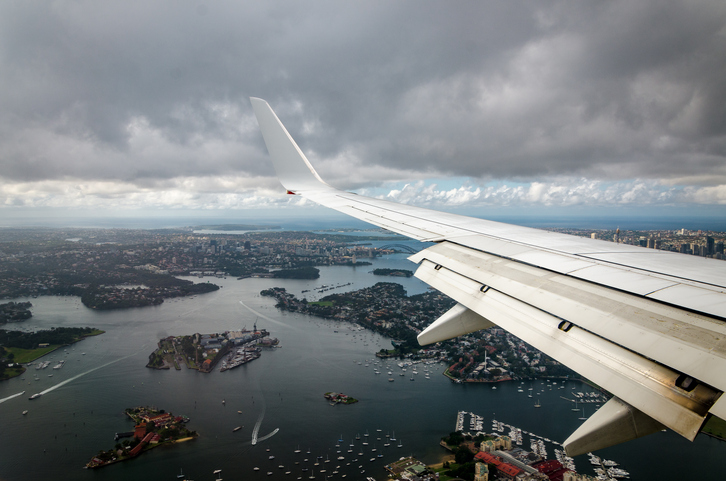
<box><xmin>6</xmin><ymin>345</ymin><xmax>60</xmax><ymax>363</ymax></box>
<box><xmin>308</xmin><ymin>301</ymin><xmax>333</xmax><ymax>307</ymax></box>
<box><xmin>429</xmin><ymin>460</ymin><xmax>460</xmax><ymax>481</ymax></box>
<box><xmin>703</xmin><ymin>416</ymin><xmax>726</xmax><ymax>440</ymax></box>
<box><xmin>0</xmin><ymin>365</ymin><xmax>26</xmax><ymax>381</ymax></box>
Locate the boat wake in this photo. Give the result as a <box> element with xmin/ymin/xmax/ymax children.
<box><xmin>0</xmin><ymin>391</ymin><xmax>26</xmax><ymax>404</ymax></box>
<box><xmin>251</xmin><ymin>405</ymin><xmax>266</xmax><ymax>445</ymax></box>
<box><xmin>257</xmin><ymin>428</ymin><xmax>280</xmax><ymax>443</ymax></box>
<box><xmin>239</xmin><ymin>301</ymin><xmax>290</xmax><ymax>329</ymax></box>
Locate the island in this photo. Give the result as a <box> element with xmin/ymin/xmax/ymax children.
<box><xmin>85</xmin><ymin>406</ymin><xmax>197</xmax><ymax>469</ymax></box>
<box><xmin>0</xmin><ymin>326</ymin><xmax>104</xmax><ymax>381</ymax></box>
<box><xmin>146</xmin><ymin>328</ymin><xmax>278</xmax><ymax>373</ymax></box>
<box><xmin>372</xmin><ymin>268</ymin><xmax>414</xmax><ymax>277</ymax></box>
<box><xmin>324</xmin><ymin>392</ymin><xmax>358</xmax><ymax>404</ymax></box>
<box><xmin>0</xmin><ymin>301</ymin><xmax>32</xmax><ymax>323</ymax></box>
<box><xmin>272</xmin><ymin>266</ymin><xmax>320</xmax><ymax>279</ymax></box>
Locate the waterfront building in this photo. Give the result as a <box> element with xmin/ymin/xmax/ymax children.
<box><xmin>480</xmin><ymin>435</ymin><xmax>512</xmax><ymax>452</ymax></box>
<box><xmin>474</xmin><ymin>462</ymin><xmax>489</xmax><ymax>481</ymax></box>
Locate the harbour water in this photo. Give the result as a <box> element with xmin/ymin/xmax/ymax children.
<box><xmin>1</xmin><ymin>250</ymin><xmax>725</xmax><ymax>480</ymax></box>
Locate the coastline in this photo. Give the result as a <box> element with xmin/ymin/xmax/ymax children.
<box><xmin>1</xmin><ymin>329</ymin><xmax>105</xmax><ymax>381</ymax></box>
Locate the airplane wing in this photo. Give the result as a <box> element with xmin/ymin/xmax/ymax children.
<box><xmin>251</xmin><ymin>97</ymin><xmax>726</xmax><ymax>456</ymax></box>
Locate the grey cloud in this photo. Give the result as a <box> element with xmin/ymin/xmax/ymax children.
<box><xmin>0</xmin><ymin>0</ymin><xmax>725</xmax><ymax>204</ymax></box>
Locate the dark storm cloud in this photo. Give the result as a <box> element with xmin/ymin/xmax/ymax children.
<box><xmin>0</xmin><ymin>0</ymin><xmax>725</xmax><ymax>204</ymax></box>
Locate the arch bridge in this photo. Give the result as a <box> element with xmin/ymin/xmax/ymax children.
<box><xmin>377</xmin><ymin>244</ymin><xmax>419</xmax><ymax>254</ymax></box>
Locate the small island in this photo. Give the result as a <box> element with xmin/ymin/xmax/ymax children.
<box><xmin>324</xmin><ymin>392</ymin><xmax>358</xmax><ymax>404</ymax></box>
<box><xmin>272</xmin><ymin>266</ymin><xmax>320</xmax><ymax>279</ymax></box>
<box><xmin>372</xmin><ymin>268</ymin><xmax>414</xmax><ymax>277</ymax></box>
<box><xmin>85</xmin><ymin>406</ymin><xmax>197</xmax><ymax>469</ymax></box>
<box><xmin>0</xmin><ymin>301</ymin><xmax>33</xmax><ymax>323</ymax></box>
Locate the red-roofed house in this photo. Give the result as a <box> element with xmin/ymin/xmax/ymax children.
<box><xmin>533</xmin><ymin>459</ymin><xmax>569</xmax><ymax>481</ymax></box>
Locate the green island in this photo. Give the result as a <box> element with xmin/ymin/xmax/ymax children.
<box><xmin>324</xmin><ymin>392</ymin><xmax>358</xmax><ymax>404</ymax></box>
<box><xmin>85</xmin><ymin>406</ymin><xmax>197</xmax><ymax>469</ymax></box>
<box><xmin>372</xmin><ymin>268</ymin><xmax>414</xmax><ymax>277</ymax></box>
<box><xmin>0</xmin><ymin>327</ymin><xmax>104</xmax><ymax>380</ymax></box>
<box><xmin>272</xmin><ymin>266</ymin><xmax>320</xmax><ymax>279</ymax></box>
<box><xmin>0</xmin><ymin>301</ymin><xmax>33</xmax><ymax>323</ymax></box>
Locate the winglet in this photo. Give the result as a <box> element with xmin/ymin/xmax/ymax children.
<box><xmin>563</xmin><ymin>397</ymin><xmax>665</xmax><ymax>456</ymax></box>
<box><xmin>250</xmin><ymin>97</ymin><xmax>329</xmax><ymax>193</ymax></box>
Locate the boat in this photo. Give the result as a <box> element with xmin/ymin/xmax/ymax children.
<box><xmin>22</xmin><ymin>410</ymin><xmax>28</xmax><ymax>415</ymax></box>
<box><xmin>29</xmin><ymin>393</ymin><xmax>42</xmax><ymax>400</ymax></box>
<box><xmin>233</xmin><ymin>426</ymin><xmax>242</xmax><ymax>432</ymax></box>
<box><xmin>534</xmin><ymin>399</ymin><xmax>541</xmax><ymax>408</ymax></box>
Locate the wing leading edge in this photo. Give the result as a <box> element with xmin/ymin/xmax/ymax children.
<box><xmin>251</xmin><ymin>97</ymin><xmax>726</xmax><ymax>455</ymax></box>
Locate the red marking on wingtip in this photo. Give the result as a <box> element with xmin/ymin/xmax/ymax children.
<box><xmin>286</xmin><ymin>190</ymin><xmax>296</xmax><ymax>195</ymax></box>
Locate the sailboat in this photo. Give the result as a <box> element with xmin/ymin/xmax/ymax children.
<box><xmin>571</xmin><ymin>401</ymin><xmax>580</xmax><ymax>411</ymax></box>
<box><xmin>177</xmin><ymin>468</ymin><xmax>185</xmax><ymax>479</ymax></box>
<box><xmin>579</xmin><ymin>405</ymin><xmax>587</xmax><ymax>420</ymax></box>
<box><xmin>534</xmin><ymin>399</ymin><xmax>541</xmax><ymax>408</ymax></box>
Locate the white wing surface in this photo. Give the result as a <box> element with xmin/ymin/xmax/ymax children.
<box><xmin>251</xmin><ymin>97</ymin><xmax>726</xmax><ymax>455</ymax></box>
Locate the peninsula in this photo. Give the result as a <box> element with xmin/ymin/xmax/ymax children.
<box><xmin>0</xmin><ymin>326</ymin><xmax>104</xmax><ymax>381</ymax></box>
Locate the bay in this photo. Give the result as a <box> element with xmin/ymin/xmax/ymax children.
<box><xmin>1</xmin><ymin>250</ymin><xmax>725</xmax><ymax>481</ymax></box>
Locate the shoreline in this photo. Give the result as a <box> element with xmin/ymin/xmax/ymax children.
<box><xmin>1</xmin><ymin>330</ymin><xmax>105</xmax><ymax>382</ymax></box>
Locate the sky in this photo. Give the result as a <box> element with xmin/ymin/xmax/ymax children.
<box><xmin>1</xmin><ymin>1</ymin><xmax>726</xmax><ymax>229</ymax></box>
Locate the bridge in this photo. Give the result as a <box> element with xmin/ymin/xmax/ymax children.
<box><xmin>378</xmin><ymin>244</ymin><xmax>419</xmax><ymax>254</ymax></box>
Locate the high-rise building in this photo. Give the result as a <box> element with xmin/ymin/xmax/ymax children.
<box><xmin>706</xmin><ymin>236</ymin><xmax>715</xmax><ymax>256</ymax></box>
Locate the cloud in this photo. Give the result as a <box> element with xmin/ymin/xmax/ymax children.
<box><xmin>379</xmin><ymin>178</ymin><xmax>726</xmax><ymax>208</ymax></box>
<box><xmin>0</xmin><ymin>1</ymin><xmax>725</xmax><ymax>218</ymax></box>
